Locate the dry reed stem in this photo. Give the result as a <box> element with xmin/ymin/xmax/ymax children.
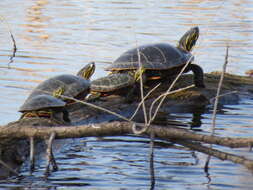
<box><xmin>0</xmin><ymin>16</ymin><xmax>17</xmax><ymax>67</ymax></box>
<box><xmin>148</xmin><ymin>84</ymin><xmax>195</xmax><ymax>119</ymax></box>
<box><xmin>136</xmin><ymin>47</ymin><xmax>148</xmax><ymax>124</ymax></box>
<box><xmin>205</xmin><ymin>45</ymin><xmax>229</xmax><ymax>171</ymax></box>
<box><xmin>45</xmin><ymin>132</ymin><xmax>57</xmax><ymax>175</ymax></box>
<box><xmin>29</xmin><ymin>137</ymin><xmax>35</xmax><ymax>171</ymax></box>
<box><xmin>176</xmin><ymin>140</ymin><xmax>253</xmax><ymax>171</ymax></box>
<box><xmin>130</xmin><ymin>83</ymin><xmax>161</xmax><ymax>121</ymax></box>
<box><xmin>0</xmin><ymin>159</ymin><xmax>20</xmax><ymax>176</ymax></box>
<box><xmin>209</xmin><ymin>90</ymin><xmax>238</xmax><ymax>103</ymax></box>
<box><xmin>147</xmin><ymin>56</ymin><xmax>194</xmax><ymax>127</ymax></box>
<box><xmin>60</xmin><ymin>95</ymin><xmax>132</xmax><ymax>122</ymax></box>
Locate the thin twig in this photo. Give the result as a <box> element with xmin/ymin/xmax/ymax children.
<box><xmin>135</xmin><ymin>43</ymin><xmax>155</xmax><ymax>189</ymax></box>
<box><xmin>60</xmin><ymin>94</ymin><xmax>132</xmax><ymax>122</ymax></box>
<box><xmin>211</xmin><ymin>45</ymin><xmax>229</xmax><ymax>133</ymax></box>
<box><xmin>131</xmin><ymin>84</ymin><xmax>195</xmax><ymax>135</ymax></box>
<box><xmin>204</xmin><ymin>45</ymin><xmax>229</xmax><ymax>171</ymax></box>
<box><xmin>148</xmin><ymin>56</ymin><xmax>194</xmax><ymax>126</ymax></box>
<box><xmin>0</xmin><ymin>159</ymin><xmax>20</xmax><ymax>176</ymax></box>
<box><xmin>148</xmin><ymin>84</ymin><xmax>195</xmax><ymax>120</ymax></box>
<box><xmin>45</xmin><ymin>132</ymin><xmax>57</xmax><ymax>176</ymax></box>
<box><xmin>31</xmin><ymin>86</ymin><xmax>133</xmax><ymax>123</ymax></box>
<box><xmin>209</xmin><ymin>90</ymin><xmax>237</xmax><ymax>103</ymax></box>
<box><xmin>136</xmin><ymin>46</ymin><xmax>148</xmax><ymax>124</ymax></box>
<box><xmin>149</xmin><ymin>129</ymin><xmax>155</xmax><ymax>190</ymax></box>
<box><xmin>29</xmin><ymin>137</ymin><xmax>35</xmax><ymax>172</ymax></box>
<box><xmin>176</xmin><ymin>140</ymin><xmax>253</xmax><ymax>171</ymax></box>
<box><xmin>130</xmin><ymin>83</ymin><xmax>161</xmax><ymax>121</ymax></box>
<box><xmin>0</xmin><ymin>16</ymin><xmax>17</xmax><ymax>67</ymax></box>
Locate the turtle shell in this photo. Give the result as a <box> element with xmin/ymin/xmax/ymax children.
<box><xmin>27</xmin><ymin>74</ymin><xmax>90</xmax><ymax>100</ymax></box>
<box><xmin>19</xmin><ymin>94</ymin><xmax>66</xmax><ymax>112</ymax></box>
<box><xmin>91</xmin><ymin>73</ymin><xmax>135</xmax><ymax>92</ymax></box>
<box><xmin>106</xmin><ymin>43</ymin><xmax>193</xmax><ymax>71</ymax></box>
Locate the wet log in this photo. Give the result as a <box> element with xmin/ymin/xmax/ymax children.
<box><xmin>2</xmin><ymin>121</ymin><xmax>253</xmax><ymax>171</ymax></box>
<box><xmin>1</xmin><ymin>121</ymin><xmax>253</xmax><ymax>148</ymax></box>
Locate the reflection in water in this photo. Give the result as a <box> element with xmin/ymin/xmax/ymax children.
<box><xmin>23</xmin><ymin>0</ymin><xmax>50</xmax><ymax>43</ymax></box>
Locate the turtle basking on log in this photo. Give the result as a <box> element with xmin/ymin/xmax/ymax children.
<box><xmin>24</xmin><ymin>62</ymin><xmax>95</xmax><ymax>104</ymax></box>
<box><xmin>19</xmin><ymin>94</ymin><xmax>70</xmax><ymax>172</ymax></box>
<box><xmin>106</xmin><ymin>26</ymin><xmax>205</xmax><ymax>88</ymax></box>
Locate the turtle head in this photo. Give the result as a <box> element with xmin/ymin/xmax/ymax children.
<box><xmin>178</xmin><ymin>26</ymin><xmax>199</xmax><ymax>52</ymax></box>
<box><xmin>77</xmin><ymin>62</ymin><xmax>95</xmax><ymax>80</ymax></box>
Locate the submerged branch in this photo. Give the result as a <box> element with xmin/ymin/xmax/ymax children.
<box><xmin>176</xmin><ymin>140</ymin><xmax>253</xmax><ymax>171</ymax></box>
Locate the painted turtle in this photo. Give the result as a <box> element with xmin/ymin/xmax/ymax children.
<box><xmin>19</xmin><ymin>94</ymin><xmax>70</xmax><ymax>123</ymax></box>
<box><xmin>106</xmin><ymin>27</ymin><xmax>205</xmax><ymax>88</ymax></box>
<box><xmin>25</xmin><ymin>62</ymin><xmax>95</xmax><ymax>103</ymax></box>
<box><xmin>87</xmin><ymin>71</ymin><xmax>142</xmax><ymax>101</ymax></box>
<box><xmin>19</xmin><ymin>94</ymin><xmax>70</xmax><ymax>172</ymax></box>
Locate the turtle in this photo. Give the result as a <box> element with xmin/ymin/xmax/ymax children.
<box><xmin>19</xmin><ymin>94</ymin><xmax>70</xmax><ymax>123</ymax></box>
<box><xmin>19</xmin><ymin>94</ymin><xmax>70</xmax><ymax>172</ymax></box>
<box><xmin>25</xmin><ymin>62</ymin><xmax>95</xmax><ymax>104</ymax></box>
<box><xmin>87</xmin><ymin>71</ymin><xmax>143</xmax><ymax>101</ymax></box>
<box><xmin>106</xmin><ymin>26</ymin><xmax>205</xmax><ymax>88</ymax></box>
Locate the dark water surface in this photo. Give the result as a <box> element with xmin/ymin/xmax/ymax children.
<box><xmin>0</xmin><ymin>0</ymin><xmax>253</xmax><ymax>189</ymax></box>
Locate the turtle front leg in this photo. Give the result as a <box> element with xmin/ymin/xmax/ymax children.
<box><xmin>186</xmin><ymin>64</ymin><xmax>205</xmax><ymax>88</ymax></box>
<box><xmin>44</xmin><ymin>132</ymin><xmax>58</xmax><ymax>176</ymax></box>
<box><xmin>85</xmin><ymin>92</ymin><xmax>102</xmax><ymax>102</ymax></box>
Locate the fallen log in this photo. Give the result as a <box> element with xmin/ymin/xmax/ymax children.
<box><xmin>1</xmin><ymin>121</ymin><xmax>253</xmax><ymax>171</ymax></box>
<box><xmin>1</xmin><ymin>121</ymin><xmax>253</xmax><ymax>148</ymax></box>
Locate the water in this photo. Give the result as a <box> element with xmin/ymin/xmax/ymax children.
<box><xmin>0</xmin><ymin>0</ymin><xmax>253</xmax><ymax>189</ymax></box>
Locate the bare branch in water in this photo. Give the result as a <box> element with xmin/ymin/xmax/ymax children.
<box><xmin>0</xmin><ymin>159</ymin><xmax>20</xmax><ymax>176</ymax></box>
<box><xmin>130</xmin><ymin>83</ymin><xmax>161</xmax><ymax>121</ymax></box>
<box><xmin>205</xmin><ymin>45</ymin><xmax>229</xmax><ymax>172</ymax></box>
<box><xmin>149</xmin><ymin>129</ymin><xmax>155</xmax><ymax>190</ymax></box>
<box><xmin>148</xmin><ymin>56</ymin><xmax>194</xmax><ymax>126</ymax></box>
<box><xmin>8</xmin><ymin>32</ymin><xmax>17</xmax><ymax>67</ymax></box>
<box><xmin>176</xmin><ymin>140</ymin><xmax>253</xmax><ymax>171</ymax></box>
<box><xmin>0</xmin><ymin>16</ymin><xmax>17</xmax><ymax>68</ymax></box>
<box><xmin>136</xmin><ymin>46</ymin><xmax>148</xmax><ymax>125</ymax></box>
